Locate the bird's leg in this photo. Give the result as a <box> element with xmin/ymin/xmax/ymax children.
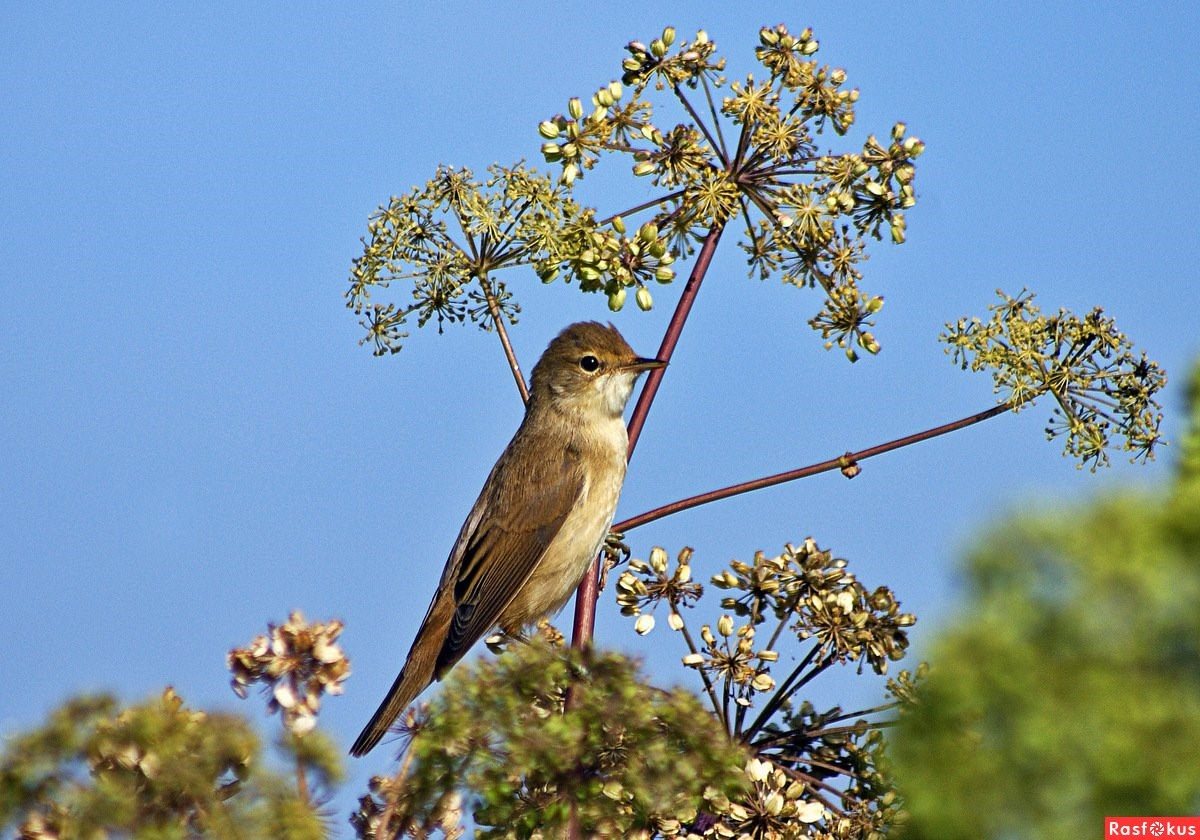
<box><xmin>598</xmin><ymin>529</ymin><xmax>631</xmax><ymax>591</ymax></box>
<box><xmin>484</xmin><ymin>628</ymin><xmax>529</xmax><ymax>655</ymax></box>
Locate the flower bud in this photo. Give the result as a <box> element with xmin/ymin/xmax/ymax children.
<box><xmin>611</xmin><ymin>215</ymin><xmax>626</xmax><ymax>234</ymax></box>
<box><xmin>674</xmin><ymin>563</ymin><xmax>691</xmax><ymax>583</ymax></box>
<box><xmin>717</xmin><ymin>614</ymin><xmax>734</xmax><ymax>636</ymax></box>
<box><xmin>596</xmin><ymin>88</ymin><xmax>613</xmax><ymax>108</ymax></box>
<box><xmin>634</xmin><ymin>614</ymin><xmax>655</xmax><ymax>635</ymax></box>
<box><xmin>654</xmin><ymin>266</ymin><xmax>674</xmax><ymax>283</ymax></box>
<box><xmin>668</xmin><ymin>611</ymin><xmax>685</xmax><ymax>631</ymax></box>
<box><xmin>650</xmin><ymin>38</ymin><xmax>667</xmax><ymax>58</ymax></box>
<box><xmin>607</xmin><ymin>287</ymin><xmax>626</xmax><ymax>311</ymax></box>
<box><xmin>797</xmin><ymin>801</ymin><xmax>824</xmax><ymax>823</ymax></box>
<box><xmin>273</xmin><ymin>681</ymin><xmax>298</xmax><ymax>710</ymax></box>
<box><xmin>561</xmin><ymin>163</ymin><xmax>578</xmax><ymax>186</ymax></box>
<box><xmin>892</xmin><ymin>122</ymin><xmax>907</xmax><ymax>140</ymax></box>
<box><xmin>758</xmin><ymin>649</ymin><xmax>779</xmax><ymax>662</ymax></box>
<box><xmin>866</xmin><ymin>295</ymin><xmax>884</xmax><ymax>313</ymax></box>
<box><xmin>633</xmin><ymin>160</ymin><xmax>657</xmax><ymax>177</ymax></box>
<box><xmin>538</xmin><ymin>120</ymin><xmax>560</xmax><ymax>139</ymax></box>
<box><xmin>695</xmin><ymin>30</ymin><xmax>709</xmax><ymax>45</ymax></box>
<box><xmin>752</xmin><ymin>672</ymin><xmax>776</xmax><ymax>692</ymax></box>
<box><xmin>568</xmin><ymin>97</ymin><xmax>583</xmax><ymax>119</ymax></box>
<box><xmin>608</xmin><ymin>80</ymin><xmax>623</xmax><ymax>100</ymax></box>
<box><xmin>700</xmin><ymin>624</ymin><xmax>715</xmax><ymax>646</ymax></box>
<box><xmin>831</xmin><ymin>68</ymin><xmax>846</xmax><ymax>85</ymax></box>
<box><xmin>802</xmin><ymin>39</ymin><xmax>819</xmax><ymax>55</ymax></box>
<box><xmin>747</xmin><ymin>758</ymin><xmax>771</xmax><ymax>782</ymax></box>
<box><xmin>636</xmin><ymin>286</ymin><xmax>653</xmax><ymax>310</ymax></box>
<box><xmin>662</xmin><ymin>26</ymin><xmax>676</xmax><ymax>46</ymax></box>
<box><xmin>682</xmin><ymin>653</ymin><xmax>705</xmax><ymax>667</ymax></box>
<box><xmin>649</xmin><ymin>546</ymin><xmax>669</xmax><ymax>573</ymax></box>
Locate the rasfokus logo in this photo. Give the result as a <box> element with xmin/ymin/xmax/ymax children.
<box><xmin>1106</xmin><ymin>817</ymin><xmax>1200</xmax><ymax>837</ymax></box>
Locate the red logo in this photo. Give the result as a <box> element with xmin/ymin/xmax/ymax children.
<box><xmin>1106</xmin><ymin>818</ymin><xmax>1200</xmax><ymax>837</ymax></box>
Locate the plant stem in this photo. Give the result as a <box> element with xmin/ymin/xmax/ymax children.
<box><xmin>479</xmin><ymin>274</ymin><xmax>529</xmax><ymax>404</ymax></box>
<box><xmin>295</xmin><ymin>753</ymin><xmax>309</xmax><ymax>806</ymax></box>
<box><xmin>598</xmin><ymin>188</ymin><xmax>689</xmax><ymax>226</ymax></box>
<box><xmin>569</xmin><ymin>223</ymin><xmax>726</xmax><ymax>650</ymax></box>
<box><xmin>613</xmin><ymin>401</ymin><xmax>1015</xmax><ymax>534</ymax></box>
<box><xmin>676</xmin><ymin>610</ymin><xmax>727</xmax><ymax>726</ymax></box>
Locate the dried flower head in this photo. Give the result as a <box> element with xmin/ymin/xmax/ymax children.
<box><xmin>227</xmin><ymin>611</ymin><xmax>349</xmax><ymax>736</ymax></box>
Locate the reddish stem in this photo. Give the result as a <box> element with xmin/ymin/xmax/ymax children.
<box><xmin>482</xmin><ymin>277</ymin><xmax>530</xmax><ymax>404</ymax></box>
<box><xmin>569</xmin><ymin>224</ymin><xmax>725</xmax><ymax>650</ymax></box>
<box><xmin>614</xmin><ymin>402</ymin><xmax>1014</xmax><ymax>534</ymax></box>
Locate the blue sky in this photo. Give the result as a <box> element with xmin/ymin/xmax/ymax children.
<box><xmin>3</xmin><ymin>1</ymin><xmax>1198</xmax><ymax>830</ymax></box>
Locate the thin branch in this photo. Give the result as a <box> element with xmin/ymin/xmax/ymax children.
<box><xmin>379</xmin><ymin>739</ymin><xmax>418</xmax><ymax>840</ymax></box>
<box><xmin>613</xmin><ymin>401</ymin><xmax>1016</xmax><ymax>534</ymax></box>
<box><xmin>675</xmin><ymin>610</ymin><xmax>727</xmax><ymax>727</ymax></box>
<box><xmin>700</xmin><ymin>74</ymin><xmax>729</xmax><ymax>160</ymax></box>
<box><xmin>598</xmin><ymin>188</ymin><xmax>689</xmax><ymax>226</ymax></box>
<box><xmin>742</xmin><ymin>646</ymin><xmax>822</xmax><ymax>740</ymax></box>
<box><xmin>569</xmin><ymin>223</ymin><xmax>726</xmax><ymax>649</ymax></box>
<box><xmin>478</xmin><ymin>274</ymin><xmax>529</xmax><ymax>404</ymax></box>
<box><xmin>673</xmin><ymin>85</ymin><xmax>728</xmax><ymax>167</ymax></box>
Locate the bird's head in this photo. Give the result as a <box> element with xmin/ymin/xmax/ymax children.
<box><xmin>529</xmin><ymin>322</ymin><xmax>665</xmax><ymax>418</ymax></box>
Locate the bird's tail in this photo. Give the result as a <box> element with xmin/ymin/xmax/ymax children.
<box><xmin>349</xmin><ymin>659</ymin><xmax>434</xmax><ymax>756</ymax></box>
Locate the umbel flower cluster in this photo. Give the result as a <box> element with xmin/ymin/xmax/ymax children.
<box><xmin>353</xmin><ymin>539</ymin><xmax>914</xmax><ymax>839</ymax></box>
<box><xmin>227</xmin><ymin>610</ymin><xmax>350</xmax><ymax>737</ymax></box>
<box><xmin>942</xmin><ymin>290</ymin><xmax>1165</xmax><ymax>469</ymax></box>
<box><xmin>348</xmin><ymin>24</ymin><xmax>921</xmax><ymax>361</ymax></box>
<box><xmin>618</xmin><ymin>540</ymin><xmax>914</xmax><ymax>839</ymax></box>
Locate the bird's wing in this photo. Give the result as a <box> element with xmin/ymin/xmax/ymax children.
<box><xmin>434</xmin><ymin>436</ymin><xmax>585</xmax><ymax>673</ymax></box>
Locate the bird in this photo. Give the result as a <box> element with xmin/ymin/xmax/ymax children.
<box><xmin>350</xmin><ymin>321</ymin><xmax>665</xmax><ymax>756</ymax></box>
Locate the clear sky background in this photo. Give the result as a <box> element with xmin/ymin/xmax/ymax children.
<box><xmin>3</xmin><ymin>2</ymin><xmax>1198</xmax><ymax>831</ymax></box>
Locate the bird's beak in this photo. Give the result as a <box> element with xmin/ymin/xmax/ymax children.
<box><xmin>624</xmin><ymin>357</ymin><xmax>667</xmax><ymax>373</ymax></box>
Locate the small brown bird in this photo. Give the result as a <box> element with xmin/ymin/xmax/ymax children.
<box><xmin>350</xmin><ymin>321</ymin><xmax>664</xmax><ymax>756</ymax></box>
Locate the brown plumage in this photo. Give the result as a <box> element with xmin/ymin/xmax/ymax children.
<box><xmin>350</xmin><ymin>322</ymin><xmax>663</xmax><ymax>757</ymax></box>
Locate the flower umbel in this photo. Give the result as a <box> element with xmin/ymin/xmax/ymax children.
<box><xmin>227</xmin><ymin>611</ymin><xmax>350</xmax><ymax>737</ymax></box>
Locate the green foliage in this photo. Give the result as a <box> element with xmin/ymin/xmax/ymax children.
<box><xmin>890</xmin><ymin>360</ymin><xmax>1200</xmax><ymax>839</ymax></box>
<box><xmin>0</xmin><ymin>689</ymin><xmax>328</xmax><ymax>839</ymax></box>
<box><xmin>351</xmin><ymin>641</ymin><xmax>748</xmax><ymax>838</ymax></box>
<box><xmin>943</xmin><ymin>289</ymin><xmax>1166</xmax><ymax>469</ymax></box>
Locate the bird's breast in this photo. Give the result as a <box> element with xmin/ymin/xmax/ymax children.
<box><xmin>498</xmin><ymin>416</ymin><xmax>628</xmax><ymax>631</ymax></box>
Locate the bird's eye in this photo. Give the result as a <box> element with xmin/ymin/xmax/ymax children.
<box><xmin>578</xmin><ymin>355</ymin><xmax>601</xmax><ymax>372</ymax></box>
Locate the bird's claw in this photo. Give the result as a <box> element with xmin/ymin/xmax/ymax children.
<box><xmin>598</xmin><ymin>530</ymin><xmax>630</xmax><ymax>591</ymax></box>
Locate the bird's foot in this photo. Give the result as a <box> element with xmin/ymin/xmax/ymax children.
<box><xmin>484</xmin><ymin>628</ymin><xmax>528</xmax><ymax>654</ymax></box>
<box><xmin>598</xmin><ymin>530</ymin><xmax>631</xmax><ymax>591</ymax></box>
